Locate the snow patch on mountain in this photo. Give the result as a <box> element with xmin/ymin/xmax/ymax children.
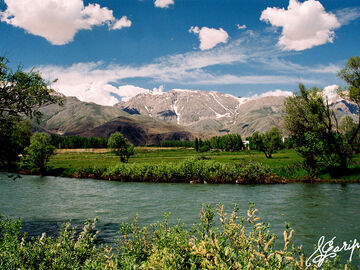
<box><xmin>173</xmin><ymin>100</ymin><xmax>181</xmax><ymax>124</ymax></box>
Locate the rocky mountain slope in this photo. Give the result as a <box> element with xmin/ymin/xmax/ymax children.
<box><xmin>36</xmin><ymin>88</ymin><xmax>358</xmax><ymax>143</ymax></box>
<box><xmin>115</xmin><ymin>88</ymin><xmax>358</xmax><ymax>138</ymax></box>
<box><xmin>115</xmin><ymin>90</ymin><xmax>287</xmax><ymax>137</ymax></box>
<box><xmin>36</xmin><ymin>96</ymin><xmax>197</xmax><ymax>145</ymax></box>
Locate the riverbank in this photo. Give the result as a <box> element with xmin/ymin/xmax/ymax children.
<box><xmin>15</xmin><ymin>148</ymin><xmax>360</xmax><ymax>183</ymax></box>
<box><xmin>39</xmin><ymin>148</ymin><xmax>360</xmax><ymax>183</ymax></box>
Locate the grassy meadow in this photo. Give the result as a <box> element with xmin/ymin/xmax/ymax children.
<box><xmin>48</xmin><ymin>147</ymin><xmax>360</xmax><ymax>181</ymax></box>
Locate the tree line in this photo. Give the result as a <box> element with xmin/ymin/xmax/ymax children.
<box><xmin>194</xmin><ymin>134</ymin><xmax>245</xmax><ymax>152</ymax></box>
<box><xmin>49</xmin><ymin>134</ymin><xmax>108</xmax><ymax>149</ymax></box>
<box><xmin>1</xmin><ymin>55</ymin><xmax>359</xmax><ymax>178</ymax></box>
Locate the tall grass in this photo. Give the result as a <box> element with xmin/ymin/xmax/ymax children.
<box><xmin>0</xmin><ymin>204</ymin><xmax>354</xmax><ymax>269</ymax></box>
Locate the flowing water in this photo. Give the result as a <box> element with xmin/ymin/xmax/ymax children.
<box><xmin>1</xmin><ymin>173</ymin><xmax>359</xmax><ymax>264</ymax></box>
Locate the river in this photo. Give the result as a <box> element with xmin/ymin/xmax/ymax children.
<box><xmin>0</xmin><ymin>173</ymin><xmax>359</xmax><ymax>264</ymax></box>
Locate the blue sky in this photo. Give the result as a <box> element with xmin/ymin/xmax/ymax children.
<box><xmin>1</xmin><ymin>0</ymin><xmax>359</xmax><ymax>105</ymax></box>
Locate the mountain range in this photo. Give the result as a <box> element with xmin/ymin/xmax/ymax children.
<box><xmin>36</xmin><ymin>88</ymin><xmax>358</xmax><ymax>145</ymax></box>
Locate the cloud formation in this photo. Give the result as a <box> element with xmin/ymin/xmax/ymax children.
<box><xmin>112</xmin><ymin>16</ymin><xmax>132</xmax><ymax>30</ymax></box>
<box><xmin>260</xmin><ymin>0</ymin><xmax>340</xmax><ymax>51</ymax></box>
<box><xmin>37</xmin><ymin>36</ymin><xmax>339</xmax><ymax>106</ymax></box>
<box><xmin>236</xmin><ymin>24</ymin><xmax>247</xmax><ymax>30</ymax></box>
<box><xmin>0</xmin><ymin>0</ymin><xmax>131</xmax><ymax>45</ymax></box>
<box><xmin>336</xmin><ymin>7</ymin><xmax>360</xmax><ymax>25</ymax></box>
<box><xmin>154</xmin><ymin>0</ymin><xmax>174</xmax><ymax>8</ymax></box>
<box><xmin>189</xmin><ymin>26</ymin><xmax>229</xmax><ymax>50</ymax></box>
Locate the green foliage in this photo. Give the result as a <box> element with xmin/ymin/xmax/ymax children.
<box><xmin>107</xmin><ymin>132</ymin><xmax>135</xmax><ymax>163</ymax></box>
<box><xmin>195</xmin><ymin>138</ymin><xmax>199</xmax><ymax>152</ymax></box>
<box><xmin>48</xmin><ymin>148</ymin><xmax>360</xmax><ymax>181</ymax></box>
<box><xmin>209</xmin><ymin>133</ymin><xmax>244</xmax><ymax>152</ymax></box>
<box><xmin>50</xmin><ymin>134</ymin><xmax>108</xmax><ymax>149</ymax></box>
<box><xmin>250</xmin><ymin>128</ymin><xmax>283</xmax><ymax>158</ymax></box>
<box><xmin>283</xmin><ymin>56</ymin><xmax>360</xmax><ymax>177</ymax></box>
<box><xmin>194</xmin><ymin>134</ymin><xmax>244</xmax><ymax>153</ymax></box>
<box><xmin>75</xmin><ymin>157</ymin><xmax>275</xmax><ymax>184</ymax></box>
<box><xmin>0</xmin><ymin>56</ymin><xmax>62</xmax><ymax>171</ymax></box>
<box><xmin>283</xmin><ymin>136</ymin><xmax>296</xmax><ymax>149</ymax></box>
<box><xmin>0</xmin><ymin>216</ymin><xmax>107</xmax><ymax>269</ymax></box>
<box><xmin>236</xmin><ymin>161</ymin><xmax>272</xmax><ymax>184</ymax></box>
<box><xmin>1</xmin><ymin>204</ymin><xmax>355</xmax><ymax>269</ymax></box>
<box><xmin>158</xmin><ymin>140</ymin><xmax>194</xmax><ymax>147</ymax></box>
<box><xmin>0</xmin><ymin>56</ymin><xmax>63</xmax><ymax>122</ymax></box>
<box><xmin>283</xmin><ymin>82</ymin><xmax>360</xmax><ymax>177</ymax></box>
<box><xmin>0</xmin><ymin>118</ymin><xmax>31</xmax><ymax>171</ymax></box>
<box><xmin>23</xmin><ymin>133</ymin><xmax>56</xmax><ymax>174</ymax></box>
<box><xmin>338</xmin><ymin>56</ymin><xmax>360</xmax><ymax>106</ymax></box>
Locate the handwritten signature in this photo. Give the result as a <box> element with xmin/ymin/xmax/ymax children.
<box><xmin>306</xmin><ymin>236</ymin><xmax>360</xmax><ymax>267</ymax></box>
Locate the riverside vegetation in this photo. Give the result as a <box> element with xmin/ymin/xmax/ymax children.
<box><xmin>1</xmin><ymin>203</ymin><xmax>357</xmax><ymax>269</ymax></box>
<box><xmin>46</xmin><ymin>148</ymin><xmax>360</xmax><ymax>183</ymax></box>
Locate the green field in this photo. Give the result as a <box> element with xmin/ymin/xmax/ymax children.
<box><xmin>48</xmin><ymin>148</ymin><xmax>360</xmax><ymax>180</ymax></box>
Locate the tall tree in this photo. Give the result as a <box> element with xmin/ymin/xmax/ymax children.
<box><xmin>23</xmin><ymin>133</ymin><xmax>55</xmax><ymax>175</ymax></box>
<box><xmin>108</xmin><ymin>132</ymin><xmax>134</xmax><ymax>163</ymax></box>
<box><xmin>0</xmin><ymin>56</ymin><xmax>62</xmax><ymax>170</ymax></box>
<box><xmin>0</xmin><ymin>56</ymin><xmax>62</xmax><ymax>121</ymax></box>
<box><xmin>283</xmin><ymin>56</ymin><xmax>360</xmax><ymax>175</ymax></box>
<box><xmin>338</xmin><ymin>56</ymin><xmax>360</xmax><ymax>144</ymax></box>
<box><xmin>250</xmin><ymin>128</ymin><xmax>282</xmax><ymax>158</ymax></box>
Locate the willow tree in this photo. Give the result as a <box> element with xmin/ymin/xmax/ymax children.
<box><xmin>283</xmin><ymin>56</ymin><xmax>360</xmax><ymax>176</ymax></box>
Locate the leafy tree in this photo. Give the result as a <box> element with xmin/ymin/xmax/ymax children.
<box><xmin>283</xmin><ymin>57</ymin><xmax>360</xmax><ymax>176</ymax></box>
<box><xmin>108</xmin><ymin>132</ymin><xmax>134</xmax><ymax>163</ymax></box>
<box><xmin>0</xmin><ymin>56</ymin><xmax>62</xmax><ymax>170</ymax></box>
<box><xmin>0</xmin><ymin>118</ymin><xmax>32</xmax><ymax>170</ymax></box>
<box><xmin>250</xmin><ymin>128</ymin><xmax>282</xmax><ymax>158</ymax></box>
<box><xmin>0</xmin><ymin>56</ymin><xmax>62</xmax><ymax>121</ymax></box>
<box><xmin>194</xmin><ymin>138</ymin><xmax>199</xmax><ymax>152</ymax></box>
<box><xmin>208</xmin><ymin>134</ymin><xmax>243</xmax><ymax>152</ymax></box>
<box><xmin>338</xmin><ymin>56</ymin><xmax>360</xmax><ymax>142</ymax></box>
<box><xmin>23</xmin><ymin>133</ymin><xmax>56</xmax><ymax>175</ymax></box>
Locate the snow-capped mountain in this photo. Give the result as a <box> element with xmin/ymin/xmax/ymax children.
<box><xmin>115</xmin><ymin>87</ymin><xmax>358</xmax><ymax>137</ymax></box>
<box><xmin>115</xmin><ymin>89</ymin><xmax>291</xmax><ymax>137</ymax></box>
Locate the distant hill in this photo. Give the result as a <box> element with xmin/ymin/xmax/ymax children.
<box><xmin>80</xmin><ymin>116</ymin><xmax>196</xmax><ymax>145</ymax></box>
<box><xmin>36</xmin><ymin>96</ymin><xmax>197</xmax><ymax>145</ymax></box>
<box><xmin>115</xmin><ymin>88</ymin><xmax>358</xmax><ymax>138</ymax></box>
<box><xmin>36</xmin><ymin>88</ymin><xmax>358</xmax><ymax>143</ymax></box>
<box><xmin>115</xmin><ymin>90</ymin><xmax>288</xmax><ymax>137</ymax></box>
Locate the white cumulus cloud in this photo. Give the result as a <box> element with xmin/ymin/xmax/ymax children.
<box><xmin>112</xmin><ymin>16</ymin><xmax>132</xmax><ymax>30</ymax></box>
<box><xmin>115</xmin><ymin>85</ymin><xmax>151</xmax><ymax>102</ymax></box>
<box><xmin>189</xmin><ymin>26</ymin><xmax>229</xmax><ymax>51</ymax></box>
<box><xmin>260</xmin><ymin>0</ymin><xmax>340</xmax><ymax>51</ymax></box>
<box><xmin>154</xmin><ymin>0</ymin><xmax>174</xmax><ymax>8</ymax></box>
<box><xmin>0</xmin><ymin>0</ymin><xmax>131</xmax><ymax>45</ymax></box>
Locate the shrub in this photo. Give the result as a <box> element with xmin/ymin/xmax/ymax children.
<box><xmin>1</xmin><ymin>204</ymin><xmax>353</xmax><ymax>269</ymax></box>
<box><xmin>235</xmin><ymin>161</ymin><xmax>272</xmax><ymax>184</ymax></box>
<box><xmin>22</xmin><ymin>133</ymin><xmax>55</xmax><ymax>175</ymax></box>
<box><xmin>74</xmin><ymin>158</ymin><xmax>277</xmax><ymax>184</ymax></box>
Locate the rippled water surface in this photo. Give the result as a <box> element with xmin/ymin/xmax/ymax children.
<box><xmin>1</xmin><ymin>173</ymin><xmax>359</xmax><ymax>263</ymax></box>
